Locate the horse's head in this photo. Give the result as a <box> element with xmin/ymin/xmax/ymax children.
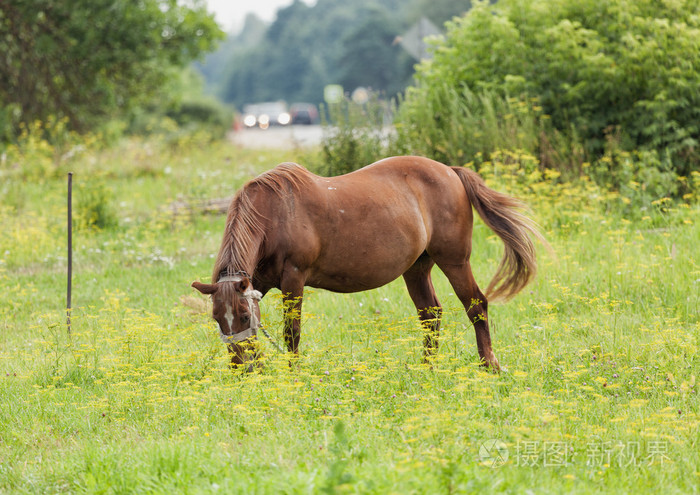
<box><xmin>192</xmin><ymin>274</ymin><xmax>263</xmax><ymax>369</ymax></box>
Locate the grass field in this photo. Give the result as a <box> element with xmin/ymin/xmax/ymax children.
<box><xmin>0</xmin><ymin>137</ymin><xmax>698</xmax><ymax>493</ymax></box>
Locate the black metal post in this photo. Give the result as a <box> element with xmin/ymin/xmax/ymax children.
<box><xmin>67</xmin><ymin>172</ymin><xmax>73</xmax><ymax>334</ymax></box>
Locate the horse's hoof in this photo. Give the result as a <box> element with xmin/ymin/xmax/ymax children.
<box><xmin>478</xmin><ymin>357</ymin><xmax>501</xmax><ymax>373</ymax></box>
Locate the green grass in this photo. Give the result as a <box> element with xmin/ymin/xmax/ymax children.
<box><xmin>0</xmin><ymin>138</ymin><xmax>698</xmax><ymax>494</ymax></box>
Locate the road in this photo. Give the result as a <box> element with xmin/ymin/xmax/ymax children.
<box><xmin>230</xmin><ymin>125</ymin><xmax>324</xmax><ymax>149</ymax></box>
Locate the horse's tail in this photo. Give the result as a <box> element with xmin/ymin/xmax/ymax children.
<box><xmin>451</xmin><ymin>166</ymin><xmax>545</xmax><ymax>302</ymax></box>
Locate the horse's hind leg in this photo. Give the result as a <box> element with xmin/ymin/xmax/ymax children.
<box><xmin>437</xmin><ymin>261</ymin><xmax>500</xmax><ymax>371</ymax></box>
<box><xmin>403</xmin><ymin>256</ymin><xmax>442</xmax><ymax>363</ymax></box>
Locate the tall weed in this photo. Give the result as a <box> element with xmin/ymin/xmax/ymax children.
<box><xmin>75</xmin><ymin>178</ymin><xmax>118</xmax><ymax>231</ymax></box>
<box><xmin>309</xmin><ymin>94</ymin><xmax>393</xmax><ymax>177</ymax></box>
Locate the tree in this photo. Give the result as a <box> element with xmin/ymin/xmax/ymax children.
<box><xmin>338</xmin><ymin>8</ymin><xmax>414</xmax><ymax>97</ymax></box>
<box><xmin>0</xmin><ymin>0</ymin><xmax>223</xmax><ymax>135</ymax></box>
<box><xmin>406</xmin><ymin>0</ymin><xmax>475</xmax><ymax>26</ymax></box>
<box><xmin>217</xmin><ymin>0</ymin><xmax>419</xmax><ymax>108</ymax></box>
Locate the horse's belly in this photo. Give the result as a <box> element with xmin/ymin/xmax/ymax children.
<box><xmin>305</xmin><ymin>267</ymin><xmax>409</xmax><ymax>293</ymax></box>
<box><xmin>305</xmin><ymin>233</ymin><xmax>424</xmax><ymax>293</ymax></box>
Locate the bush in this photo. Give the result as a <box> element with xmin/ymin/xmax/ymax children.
<box><xmin>396</xmin><ymin>0</ymin><xmax>700</xmax><ymax>177</ymax></box>
<box><xmin>165</xmin><ymin>99</ymin><xmax>232</xmax><ymax>136</ymax></box>
<box><xmin>75</xmin><ymin>179</ymin><xmax>118</xmax><ymax>231</ymax></box>
<box><xmin>0</xmin><ymin>117</ymin><xmax>81</xmax><ymax>181</ymax></box>
<box><xmin>590</xmin><ymin>146</ymin><xmax>681</xmax><ymax>212</ymax></box>
<box><xmin>474</xmin><ymin>148</ymin><xmax>698</xmax><ymax>225</ymax></box>
<box><xmin>128</xmin><ymin>98</ymin><xmax>232</xmax><ymax>143</ymax></box>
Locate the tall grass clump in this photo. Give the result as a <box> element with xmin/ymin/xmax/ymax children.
<box><xmin>393</xmin><ymin>81</ymin><xmax>585</xmax><ymax>173</ymax></box>
<box><xmin>309</xmin><ymin>94</ymin><xmax>393</xmax><ymax>177</ymax></box>
<box><xmin>75</xmin><ymin>179</ymin><xmax>118</xmax><ymax>231</ymax></box>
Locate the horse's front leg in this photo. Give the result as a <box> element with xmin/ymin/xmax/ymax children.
<box><xmin>281</xmin><ymin>268</ymin><xmax>305</xmax><ymax>354</ymax></box>
<box><xmin>282</xmin><ymin>291</ymin><xmax>303</xmax><ymax>353</ymax></box>
<box><xmin>403</xmin><ymin>261</ymin><xmax>442</xmax><ymax>364</ymax></box>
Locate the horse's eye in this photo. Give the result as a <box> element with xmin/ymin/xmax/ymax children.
<box><xmin>241</xmin><ymin>314</ymin><xmax>250</xmax><ymax>324</ymax></box>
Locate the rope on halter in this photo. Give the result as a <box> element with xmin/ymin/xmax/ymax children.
<box><xmin>216</xmin><ymin>272</ymin><xmax>284</xmax><ymax>353</ymax></box>
<box><xmin>258</xmin><ymin>325</ymin><xmax>284</xmax><ymax>353</ymax></box>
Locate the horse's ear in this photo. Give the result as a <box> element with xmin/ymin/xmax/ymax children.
<box><xmin>234</xmin><ymin>278</ymin><xmax>250</xmax><ymax>294</ymax></box>
<box><xmin>192</xmin><ymin>281</ymin><xmax>218</xmax><ymax>295</ymax></box>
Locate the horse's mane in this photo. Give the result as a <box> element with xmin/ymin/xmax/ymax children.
<box><xmin>212</xmin><ymin>163</ymin><xmax>313</xmax><ymax>280</ymax></box>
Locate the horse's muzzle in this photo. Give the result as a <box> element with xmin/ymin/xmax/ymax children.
<box><xmin>219</xmin><ymin>327</ymin><xmax>256</xmax><ymax>344</ymax></box>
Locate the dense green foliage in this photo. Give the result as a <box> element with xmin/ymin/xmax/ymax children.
<box><xmin>1</xmin><ymin>138</ymin><xmax>698</xmax><ymax>493</ymax></box>
<box><xmin>0</xmin><ymin>0</ymin><xmax>223</xmax><ymax>138</ymax></box>
<box><xmin>128</xmin><ymin>67</ymin><xmax>233</xmax><ymax>139</ymax></box>
<box><xmin>396</xmin><ymin>0</ymin><xmax>700</xmax><ymax>176</ymax></box>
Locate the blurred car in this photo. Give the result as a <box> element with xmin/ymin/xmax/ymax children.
<box><xmin>242</xmin><ymin>102</ymin><xmax>291</xmax><ymax>129</ymax></box>
<box><xmin>290</xmin><ymin>103</ymin><xmax>319</xmax><ymax>125</ymax></box>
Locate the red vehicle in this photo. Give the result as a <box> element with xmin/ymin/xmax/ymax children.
<box><xmin>289</xmin><ymin>103</ymin><xmax>319</xmax><ymax>125</ymax></box>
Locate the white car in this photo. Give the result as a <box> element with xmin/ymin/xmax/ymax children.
<box><xmin>242</xmin><ymin>102</ymin><xmax>291</xmax><ymax>129</ymax></box>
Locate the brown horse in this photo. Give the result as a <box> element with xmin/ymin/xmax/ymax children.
<box><xmin>192</xmin><ymin>156</ymin><xmax>544</xmax><ymax>370</ymax></box>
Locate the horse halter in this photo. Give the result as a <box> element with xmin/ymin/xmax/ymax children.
<box><xmin>216</xmin><ymin>273</ymin><xmax>263</xmax><ymax>344</ymax></box>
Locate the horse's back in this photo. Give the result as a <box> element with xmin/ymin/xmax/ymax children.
<box><xmin>341</xmin><ymin>155</ymin><xmax>457</xmax><ymax>183</ymax></box>
<box><xmin>258</xmin><ymin>157</ymin><xmax>471</xmax><ymax>231</ymax></box>
<box><xmin>298</xmin><ymin>156</ymin><xmax>473</xmax><ymax>248</ymax></box>
<box><xmin>332</xmin><ymin>156</ymin><xmax>473</xmax><ymax>233</ymax></box>
<box><xmin>264</xmin><ymin>156</ymin><xmax>461</xmax><ymax>196</ymax></box>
